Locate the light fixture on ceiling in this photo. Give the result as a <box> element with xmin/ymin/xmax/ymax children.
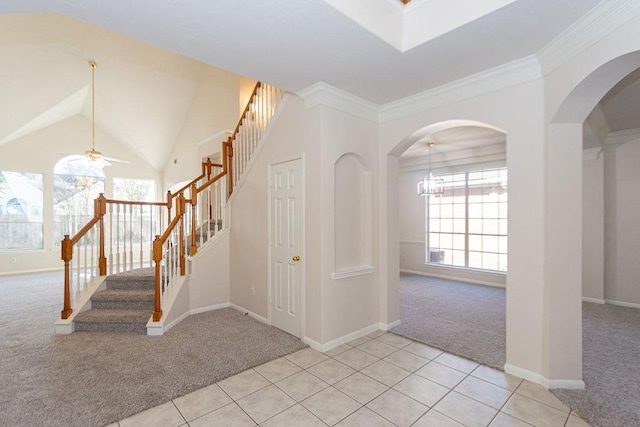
<box><xmin>417</xmin><ymin>142</ymin><xmax>444</xmax><ymax>196</ymax></box>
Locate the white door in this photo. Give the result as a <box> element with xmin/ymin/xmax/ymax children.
<box><xmin>269</xmin><ymin>158</ymin><xmax>303</xmax><ymax>338</ymax></box>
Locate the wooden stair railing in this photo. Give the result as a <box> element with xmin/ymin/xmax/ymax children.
<box><xmin>61</xmin><ymin>81</ymin><xmax>285</xmax><ymax>324</ymax></box>
<box><xmin>60</xmin><ymin>195</ymin><xmax>168</xmax><ymax>319</ymax></box>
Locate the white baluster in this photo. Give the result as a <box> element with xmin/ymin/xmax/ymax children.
<box><xmin>139</xmin><ymin>205</ymin><xmax>144</xmax><ymax>269</ymax></box>
<box><xmin>116</xmin><ymin>203</ymin><xmax>121</xmax><ymax>272</ymax></box>
<box><xmin>128</xmin><ymin>204</ymin><xmax>133</xmax><ymax>271</ymax></box>
<box><xmin>109</xmin><ymin>202</ymin><xmax>113</xmax><ymax>274</ymax></box>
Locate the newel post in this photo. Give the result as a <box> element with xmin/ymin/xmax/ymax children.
<box><xmin>190</xmin><ymin>184</ymin><xmax>198</xmax><ymax>255</ymax></box>
<box><xmin>205</xmin><ymin>157</ymin><xmax>213</xmax><ymax>180</ymax></box>
<box><xmin>96</xmin><ymin>194</ymin><xmax>107</xmax><ymax>276</ymax></box>
<box><xmin>166</xmin><ymin>190</ymin><xmax>173</xmax><ymax>223</ymax></box>
<box><xmin>61</xmin><ymin>235</ymin><xmax>73</xmax><ymax>319</ymax></box>
<box><xmin>225</xmin><ymin>140</ymin><xmax>234</xmax><ymax>197</ymax></box>
<box><xmin>152</xmin><ymin>235</ymin><xmax>163</xmax><ymax>322</ymax></box>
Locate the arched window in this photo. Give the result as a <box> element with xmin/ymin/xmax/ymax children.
<box><xmin>53</xmin><ymin>156</ymin><xmax>105</xmax><ymax>244</ymax></box>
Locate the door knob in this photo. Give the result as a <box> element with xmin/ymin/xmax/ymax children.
<box><xmin>293</xmin><ymin>255</ymin><xmax>300</xmax><ymax>262</ymax></box>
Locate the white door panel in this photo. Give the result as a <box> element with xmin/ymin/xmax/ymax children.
<box><xmin>270</xmin><ymin>158</ymin><xmax>303</xmax><ymax>337</ymax></box>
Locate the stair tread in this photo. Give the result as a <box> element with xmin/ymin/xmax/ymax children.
<box><xmin>75</xmin><ymin>308</ymin><xmax>151</xmax><ymax>323</ymax></box>
<box><xmin>107</xmin><ymin>267</ymin><xmax>155</xmax><ymax>281</ymax></box>
<box><xmin>93</xmin><ymin>289</ymin><xmax>154</xmax><ymax>301</ymax></box>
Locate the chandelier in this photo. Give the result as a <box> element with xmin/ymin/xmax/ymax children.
<box><xmin>417</xmin><ymin>142</ymin><xmax>444</xmax><ymax>196</ymax></box>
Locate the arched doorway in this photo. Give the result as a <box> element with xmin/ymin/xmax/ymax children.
<box><xmin>548</xmin><ymin>51</ymin><xmax>640</xmax><ymax>425</ymax></box>
<box><xmin>390</xmin><ymin>119</ymin><xmax>509</xmax><ymax>368</ymax></box>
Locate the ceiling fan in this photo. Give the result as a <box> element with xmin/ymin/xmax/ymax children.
<box><xmin>72</xmin><ymin>60</ymin><xmax>128</xmax><ymax>168</ymax></box>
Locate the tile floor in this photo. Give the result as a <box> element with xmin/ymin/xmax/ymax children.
<box><xmin>110</xmin><ymin>331</ymin><xmax>590</xmax><ymax>427</ymax></box>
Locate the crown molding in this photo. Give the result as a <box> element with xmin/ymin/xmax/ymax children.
<box><xmin>297</xmin><ymin>82</ymin><xmax>380</xmax><ymax>122</ymax></box>
<box><xmin>537</xmin><ymin>0</ymin><xmax>640</xmax><ymax>76</ymax></box>
<box><xmin>379</xmin><ymin>55</ymin><xmax>541</xmax><ymax>122</ymax></box>
<box><xmin>606</xmin><ymin>127</ymin><xmax>640</xmax><ymax>146</ymax></box>
<box><xmin>582</xmin><ymin>147</ymin><xmax>602</xmax><ymax>161</ymax></box>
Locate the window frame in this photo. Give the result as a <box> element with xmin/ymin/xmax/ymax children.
<box><xmin>0</xmin><ymin>170</ymin><xmax>45</xmax><ymax>251</ymax></box>
<box><xmin>425</xmin><ymin>164</ymin><xmax>507</xmax><ymax>273</ymax></box>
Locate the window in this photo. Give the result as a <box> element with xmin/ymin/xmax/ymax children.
<box><xmin>0</xmin><ymin>171</ymin><xmax>44</xmax><ymax>250</ymax></box>
<box><xmin>113</xmin><ymin>178</ymin><xmax>155</xmax><ymax>202</ymax></box>
<box><xmin>53</xmin><ymin>157</ymin><xmax>105</xmax><ymax>245</ymax></box>
<box><xmin>426</xmin><ymin>166</ymin><xmax>507</xmax><ymax>272</ymax></box>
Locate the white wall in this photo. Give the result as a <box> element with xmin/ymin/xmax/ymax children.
<box><xmin>582</xmin><ymin>148</ymin><xmax>604</xmax><ymax>301</ymax></box>
<box><xmin>319</xmin><ymin>106</ymin><xmax>379</xmax><ymax>343</ymax></box>
<box><xmin>604</xmin><ymin>137</ymin><xmax>640</xmax><ymax>305</ymax></box>
<box><xmin>229</xmin><ymin>95</ymin><xmax>323</xmax><ymax>342</ymax></box>
<box><xmin>229</xmin><ymin>96</ymin><xmax>381</xmax><ymax>346</ymax></box>
<box><xmin>163</xmin><ymin>68</ymin><xmax>241</xmax><ymax>190</ymax></box>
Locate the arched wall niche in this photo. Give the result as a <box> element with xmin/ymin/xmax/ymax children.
<box><xmin>333</xmin><ymin>152</ymin><xmax>373</xmax><ymax>279</ymax></box>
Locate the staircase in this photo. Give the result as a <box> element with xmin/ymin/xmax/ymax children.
<box><xmin>58</xmin><ymin>82</ymin><xmax>285</xmax><ymax>335</ymax></box>
<box><xmin>74</xmin><ymin>268</ymin><xmax>155</xmax><ymax>334</ymax></box>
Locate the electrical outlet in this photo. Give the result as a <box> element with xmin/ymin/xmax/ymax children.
<box><xmin>250</xmin><ymin>285</ymin><xmax>256</xmax><ymax>296</ymax></box>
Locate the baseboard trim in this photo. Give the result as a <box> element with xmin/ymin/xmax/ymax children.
<box><xmin>304</xmin><ymin>320</ymin><xmax>401</xmax><ymax>353</ymax></box>
<box><xmin>381</xmin><ymin>319</ymin><xmax>401</xmax><ymax>331</ymax></box>
<box><xmin>543</xmin><ymin>379</ymin><xmax>585</xmax><ymax>390</ymax></box>
<box><xmin>504</xmin><ymin>364</ymin><xmax>543</xmax><ymax>384</ymax></box>
<box><xmin>582</xmin><ymin>297</ymin><xmax>605</xmax><ymax>304</ymax></box>
<box><xmin>605</xmin><ymin>299</ymin><xmax>640</xmax><ymax>309</ymax></box>
<box><xmin>0</xmin><ymin>266</ymin><xmax>64</xmax><ymax>276</ymax></box>
<box><xmin>229</xmin><ymin>303</ymin><xmax>269</xmax><ymax>324</ymax></box>
<box><xmin>400</xmin><ymin>268</ymin><xmax>505</xmax><ymax>289</ymax></box>
<box><xmin>303</xmin><ymin>336</ymin><xmax>324</xmax><ymax>352</ymax></box>
<box><xmin>504</xmin><ymin>364</ymin><xmax>585</xmax><ymax>390</ymax></box>
<box><xmin>191</xmin><ymin>303</ymin><xmax>231</xmax><ymax>316</ymax></box>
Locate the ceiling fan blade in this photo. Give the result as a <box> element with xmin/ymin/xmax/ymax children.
<box><xmin>98</xmin><ymin>159</ymin><xmax>113</xmax><ymax>167</ymax></box>
<box><xmin>102</xmin><ymin>156</ymin><xmax>129</xmax><ymax>164</ymax></box>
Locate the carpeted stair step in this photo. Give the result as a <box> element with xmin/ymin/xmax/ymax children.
<box><xmin>105</xmin><ymin>267</ymin><xmax>155</xmax><ymax>290</ymax></box>
<box><xmin>74</xmin><ymin>309</ymin><xmax>150</xmax><ymax>333</ymax></box>
<box><xmin>91</xmin><ymin>289</ymin><xmax>155</xmax><ymax>310</ymax></box>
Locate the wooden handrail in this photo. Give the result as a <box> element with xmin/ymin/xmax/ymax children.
<box><xmin>171</xmin><ymin>173</ymin><xmax>205</xmax><ymax>198</ymax></box>
<box><xmin>196</xmin><ymin>170</ymin><xmax>227</xmax><ymax>194</ymax></box>
<box><xmin>168</xmin><ymin>159</ymin><xmax>223</xmax><ymax>200</ymax></box>
<box><xmin>229</xmin><ymin>82</ymin><xmax>261</xmax><ymax>144</ymax></box>
<box><xmin>104</xmin><ymin>199</ymin><xmax>168</xmax><ymax>207</ymax></box>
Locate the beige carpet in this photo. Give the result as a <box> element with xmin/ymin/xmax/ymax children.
<box><xmin>392</xmin><ymin>273</ymin><xmax>506</xmax><ymax>369</ymax></box>
<box><xmin>0</xmin><ymin>271</ymin><xmax>306</xmax><ymax>427</ymax></box>
<box><xmin>392</xmin><ymin>273</ymin><xmax>640</xmax><ymax>427</ymax></box>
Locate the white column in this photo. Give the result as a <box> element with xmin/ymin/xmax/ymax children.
<box><xmin>543</xmin><ymin>123</ymin><xmax>584</xmax><ymax>387</ymax></box>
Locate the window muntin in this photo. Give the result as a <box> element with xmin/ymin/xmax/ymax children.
<box><xmin>0</xmin><ymin>171</ymin><xmax>44</xmax><ymax>250</ymax></box>
<box><xmin>426</xmin><ymin>166</ymin><xmax>507</xmax><ymax>272</ymax></box>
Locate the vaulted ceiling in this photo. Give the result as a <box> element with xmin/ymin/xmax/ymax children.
<box><xmin>0</xmin><ymin>0</ymin><xmax>637</xmax><ymax>166</ymax></box>
<box><xmin>1</xmin><ymin>0</ymin><xmax>601</xmax><ymax>104</ymax></box>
